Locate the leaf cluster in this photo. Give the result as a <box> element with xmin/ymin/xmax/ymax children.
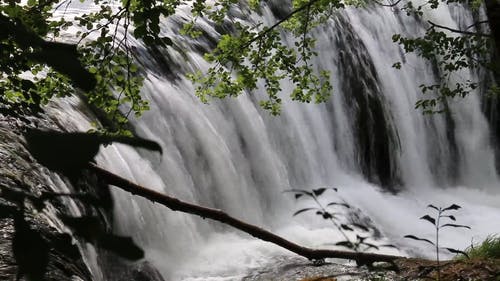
<box><xmin>404</xmin><ymin>204</ymin><xmax>471</xmax><ymax>258</ymax></box>
<box><xmin>0</xmin><ymin>0</ymin><xmax>144</xmax><ymax>132</ymax></box>
<box><xmin>392</xmin><ymin>0</ymin><xmax>495</xmax><ymax>113</ymax></box>
<box><xmin>286</xmin><ymin>187</ymin><xmax>396</xmax><ymax>252</ymax></box>
<box><xmin>0</xmin><ymin>0</ymin><xmax>342</xmax><ymax>126</ymax></box>
<box><xmin>2</xmin><ymin>0</ymin><xmax>494</xmax><ymax>128</ymax></box>
<box><xmin>188</xmin><ymin>13</ymin><xmax>333</xmax><ymax>115</ymax></box>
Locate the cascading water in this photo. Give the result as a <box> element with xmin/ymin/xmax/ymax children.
<box><xmin>57</xmin><ymin>1</ymin><xmax>500</xmax><ymax>280</ymax></box>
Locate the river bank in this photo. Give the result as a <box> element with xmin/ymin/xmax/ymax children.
<box><xmin>242</xmin><ymin>255</ymin><xmax>500</xmax><ymax>281</ymax></box>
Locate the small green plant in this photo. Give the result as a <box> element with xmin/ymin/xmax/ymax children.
<box><xmin>458</xmin><ymin>235</ymin><xmax>500</xmax><ymax>260</ymax></box>
<box><xmin>285</xmin><ymin>187</ymin><xmax>396</xmax><ymax>257</ymax></box>
<box><xmin>404</xmin><ymin>204</ymin><xmax>471</xmax><ymax>280</ymax></box>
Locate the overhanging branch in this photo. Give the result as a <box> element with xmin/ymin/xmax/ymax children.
<box><xmin>89</xmin><ymin>163</ymin><xmax>402</xmax><ymax>264</ymax></box>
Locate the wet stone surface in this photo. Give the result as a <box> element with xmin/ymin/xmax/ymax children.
<box><xmin>0</xmin><ymin>113</ymin><xmax>93</xmax><ymax>281</ymax></box>
<box><xmin>0</xmin><ymin>109</ymin><xmax>166</xmax><ymax>281</ymax></box>
<box><xmin>242</xmin><ymin>255</ymin><xmax>399</xmax><ymax>281</ymax></box>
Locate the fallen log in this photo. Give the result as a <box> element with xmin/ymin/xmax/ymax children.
<box><xmin>89</xmin><ymin>163</ymin><xmax>403</xmax><ymax>265</ymax></box>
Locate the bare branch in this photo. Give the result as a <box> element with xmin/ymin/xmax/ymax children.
<box><xmin>89</xmin><ymin>163</ymin><xmax>402</xmax><ymax>264</ymax></box>
<box><xmin>372</xmin><ymin>0</ymin><xmax>403</xmax><ymax>8</ymax></box>
<box><xmin>428</xmin><ymin>21</ymin><xmax>491</xmax><ymax>37</ymax></box>
<box><xmin>466</xmin><ymin>20</ymin><xmax>489</xmax><ymax>30</ymax></box>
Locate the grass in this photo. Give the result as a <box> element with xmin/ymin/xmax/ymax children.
<box><xmin>458</xmin><ymin>234</ymin><xmax>500</xmax><ymax>260</ymax></box>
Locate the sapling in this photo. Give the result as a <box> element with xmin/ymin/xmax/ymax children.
<box><xmin>404</xmin><ymin>204</ymin><xmax>470</xmax><ymax>281</ymax></box>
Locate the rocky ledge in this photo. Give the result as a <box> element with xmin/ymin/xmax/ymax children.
<box><xmin>243</xmin><ymin>255</ymin><xmax>500</xmax><ymax>280</ymax></box>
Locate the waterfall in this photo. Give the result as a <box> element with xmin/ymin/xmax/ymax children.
<box><xmin>56</xmin><ymin>1</ymin><xmax>500</xmax><ymax>280</ymax></box>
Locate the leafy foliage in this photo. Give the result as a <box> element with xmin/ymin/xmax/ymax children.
<box><xmin>187</xmin><ymin>0</ymin><xmax>340</xmax><ymax>115</ymax></box>
<box><xmin>1</xmin><ymin>0</ymin><xmax>497</xmax><ymax>130</ymax></box>
<box><xmin>0</xmin><ymin>0</ymin><xmax>342</xmax><ymax>130</ymax></box>
<box><xmin>392</xmin><ymin>0</ymin><xmax>496</xmax><ymax>113</ymax></box>
<box><xmin>0</xmin><ymin>1</ymin><xmax>146</xmax><ymax>133</ymax></box>
<box><xmin>458</xmin><ymin>234</ymin><xmax>500</xmax><ymax>260</ymax></box>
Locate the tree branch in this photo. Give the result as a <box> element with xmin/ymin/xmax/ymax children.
<box><xmin>89</xmin><ymin>163</ymin><xmax>402</xmax><ymax>264</ymax></box>
<box><xmin>243</xmin><ymin>0</ymin><xmax>401</xmax><ymax>50</ymax></box>
<box><xmin>0</xmin><ymin>13</ymin><xmax>96</xmax><ymax>91</ymax></box>
<box><xmin>243</xmin><ymin>0</ymin><xmax>321</xmax><ymax>49</ymax></box>
<box><xmin>372</xmin><ymin>0</ymin><xmax>403</xmax><ymax>8</ymax></box>
<box><xmin>466</xmin><ymin>20</ymin><xmax>489</xmax><ymax>30</ymax></box>
<box><xmin>427</xmin><ymin>20</ymin><xmax>491</xmax><ymax>37</ymax></box>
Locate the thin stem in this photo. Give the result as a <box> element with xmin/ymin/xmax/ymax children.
<box><xmin>300</xmin><ymin>4</ymin><xmax>311</xmax><ymax>70</ymax></box>
<box><xmin>436</xmin><ymin>209</ymin><xmax>441</xmax><ymax>281</ymax></box>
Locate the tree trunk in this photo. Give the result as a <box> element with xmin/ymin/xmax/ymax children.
<box><xmin>89</xmin><ymin>164</ymin><xmax>402</xmax><ymax>265</ymax></box>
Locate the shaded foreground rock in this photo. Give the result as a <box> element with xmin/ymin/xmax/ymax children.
<box><xmin>0</xmin><ymin>106</ymin><xmax>165</xmax><ymax>281</ymax></box>
<box><xmin>0</xmin><ymin>114</ymin><xmax>92</xmax><ymax>281</ymax></box>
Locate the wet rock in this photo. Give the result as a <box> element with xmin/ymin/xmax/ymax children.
<box><xmin>242</xmin><ymin>255</ymin><xmax>398</xmax><ymax>281</ymax></box>
<box><xmin>0</xmin><ymin>113</ymin><xmax>92</xmax><ymax>281</ymax></box>
<box><xmin>0</xmin><ymin>109</ymin><xmax>165</xmax><ymax>280</ymax></box>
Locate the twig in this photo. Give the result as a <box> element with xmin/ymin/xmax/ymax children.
<box><xmin>243</xmin><ymin>0</ymin><xmax>322</xmax><ymax>49</ymax></box>
<box><xmin>373</xmin><ymin>0</ymin><xmax>403</xmax><ymax>8</ymax></box>
<box><xmin>466</xmin><ymin>20</ymin><xmax>489</xmax><ymax>30</ymax></box>
<box><xmin>428</xmin><ymin>21</ymin><xmax>491</xmax><ymax>37</ymax></box>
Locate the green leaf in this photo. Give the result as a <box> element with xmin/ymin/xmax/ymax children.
<box><xmin>442</xmin><ymin>215</ymin><xmax>456</xmax><ymax>221</ymax></box>
<box><xmin>440</xmin><ymin>223</ymin><xmax>471</xmax><ymax>230</ymax></box>
<box><xmin>404</xmin><ymin>235</ymin><xmax>435</xmax><ymax>246</ymax></box>
<box><xmin>427</xmin><ymin>204</ymin><xmax>440</xmax><ymax>211</ymax></box>
<box><xmin>312</xmin><ymin>187</ymin><xmax>327</xmax><ymax>196</ymax></box>
<box><xmin>442</xmin><ymin>204</ymin><xmax>462</xmax><ymax>212</ymax></box>
<box><xmin>292</xmin><ymin>208</ymin><xmax>317</xmax><ymax>216</ymax></box>
<box><xmin>326</xmin><ymin>202</ymin><xmax>350</xmax><ymax>208</ymax></box>
<box><xmin>283</xmin><ymin>189</ymin><xmax>314</xmax><ymax>199</ymax></box>
<box><xmin>420</xmin><ymin>215</ymin><xmax>436</xmax><ymax>226</ymax></box>
<box><xmin>443</xmin><ymin>247</ymin><xmax>469</xmax><ymax>259</ymax></box>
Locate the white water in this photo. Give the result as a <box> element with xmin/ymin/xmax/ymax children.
<box><xmin>53</xmin><ymin>1</ymin><xmax>500</xmax><ymax>280</ymax></box>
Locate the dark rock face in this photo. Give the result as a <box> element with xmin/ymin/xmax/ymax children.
<box><xmin>100</xmin><ymin>257</ymin><xmax>165</xmax><ymax>281</ymax></box>
<box><xmin>0</xmin><ymin>114</ymin><xmax>92</xmax><ymax>281</ymax></box>
<box><xmin>0</xmin><ymin>108</ymin><xmax>165</xmax><ymax>281</ymax></box>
